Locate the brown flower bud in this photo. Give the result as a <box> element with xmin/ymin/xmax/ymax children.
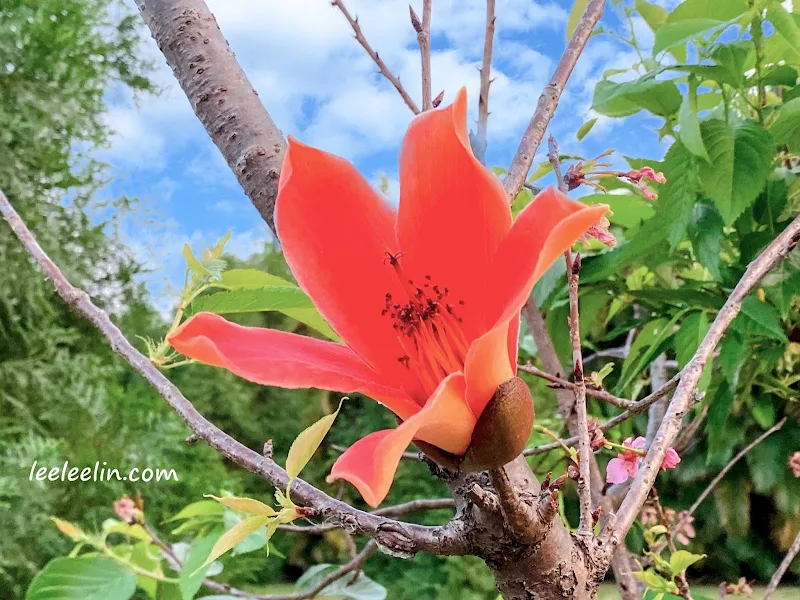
<box><xmin>416</xmin><ymin>377</ymin><xmax>534</xmax><ymax>472</ymax></box>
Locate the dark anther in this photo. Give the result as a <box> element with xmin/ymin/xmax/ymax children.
<box><xmin>383</xmin><ymin>251</ymin><xmax>404</xmax><ymax>265</ymax></box>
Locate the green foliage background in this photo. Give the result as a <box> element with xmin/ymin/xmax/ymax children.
<box><xmin>1</xmin><ymin>0</ymin><xmax>799</xmax><ymax>599</ymax></box>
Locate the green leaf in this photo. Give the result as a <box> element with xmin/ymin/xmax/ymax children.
<box><xmin>668</xmin><ymin>0</ymin><xmax>748</xmax><ymax>22</ymax></box>
<box><xmin>168</xmin><ymin>500</ymin><xmax>226</xmax><ymax>522</ymax></box>
<box><xmin>769</xmin><ymin>97</ymin><xmax>800</xmax><ymax>152</ymax></box>
<box><xmin>674</xmin><ymin>312</ymin><xmax>710</xmax><ymax>369</ymax></box>
<box><xmin>592</xmin><ymin>79</ymin><xmax>682</xmax><ymax>118</ymax></box>
<box><xmin>204</xmin><ymin>495</ymin><xmax>277</xmax><ymax>517</ymax></box>
<box><xmin>732</xmin><ymin>296</ymin><xmax>787</xmax><ymax>341</ymax></box>
<box><xmin>209</xmin><ymin>231</ymin><xmax>231</xmax><ymax>260</ymax></box>
<box><xmin>679</xmin><ymin>76</ymin><xmax>710</xmax><ymax>161</ymax></box>
<box><xmin>688</xmin><ymin>201</ymin><xmax>725</xmax><ymax>279</ymax></box>
<box><xmin>654</xmin><ymin>20</ymin><xmax>726</xmax><ymax>55</ymax></box>
<box><xmin>180</xmin><ymin>535</ymin><xmax>220</xmax><ymax>600</ymax></box>
<box><xmin>767</xmin><ymin>3</ymin><xmax>800</xmax><ymax>59</ymax></box>
<box><xmin>617</xmin><ymin>315</ymin><xmax>680</xmax><ymax>393</ymax></box>
<box><xmin>576</xmin><ymin>117</ymin><xmax>598</xmax><ymax>141</ymax></box>
<box><xmin>218</xmin><ymin>269</ymin><xmax>296</xmax><ymax>289</ymax></box>
<box><xmin>566</xmin><ymin>0</ymin><xmax>589</xmax><ymax>40</ymax></box>
<box><xmin>706</xmin><ymin>383</ymin><xmax>736</xmax><ymax>460</ymax></box>
<box><xmin>183</xmin><ymin>244</ymin><xmax>212</xmax><ymax>277</ymax></box>
<box><xmin>634</xmin><ymin>569</ymin><xmax>673</xmax><ymax>591</ymax></box>
<box><xmin>201</xmin><ymin>516</ymin><xmax>271</xmax><ymax>568</ymax></box>
<box><xmin>660</xmin><ymin>142</ymin><xmax>700</xmax><ymax>249</ymax></box>
<box><xmin>191</xmin><ymin>287</ymin><xmax>338</xmax><ymax>341</ymax></box>
<box><xmin>698</xmin><ymin>120</ymin><xmax>773</xmax><ymax>224</ymax></box>
<box><xmin>669</xmin><ymin>550</ymin><xmax>706</xmax><ymax>575</ymax></box>
<box><xmin>751</xmin><ymin>394</ymin><xmax>777</xmax><ymax>429</ymax></box>
<box><xmin>27</xmin><ymin>557</ymin><xmax>136</xmax><ymax>600</ymax></box>
<box><xmin>286</xmin><ymin>399</ymin><xmax>344</xmax><ymax>481</ymax></box>
<box><xmin>718</xmin><ymin>332</ymin><xmax>748</xmax><ymax>385</ymax></box>
<box><xmin>636</xmin><ymin>0</ymin><xmax>668</xmax><ymax>31</ymax></box>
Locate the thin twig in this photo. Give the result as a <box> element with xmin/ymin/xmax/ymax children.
<box><xmin>764</xmin><ymin>528</ymin><xmax>800</xmax><ymax>600</ymax></box>
<box><xmin>605</xmin><ymin>216</ymin><xmax>800</xmax><ymax>555</ymax></box>
<box><xmin>279</xmin><ymin>498</ymin><xmax>456</xmax><ymax>535</ymax></box>
<box><xmin>415</xmin><ymin>1</ymin><xmax>433</xmax><ymax>111</ymax></box>
<box><xmin>0</xmin><ymin>189</ymin><xmax>470</xmax><ymax>558</ymax></box>
<box><xmin>649</xmin><ymin>489</ymin><xmax>693</xmax><ymax>600</ymax></box>
<box><xmin>564</xmin><ymin>249</ymin><xmax>592</xmax><ymax>536</ymax></box>
<box><xmin>548</xmin><ymin>136</ymin><xmax>568</xmax><ymax>194</ymax></box>
<box><xmin>523</xmin><ymin>374</ymin><xmax>681</xmax><ymax>457</ymax></box>
<box><xmin>680</xmin><ymin>418</ymin><xmax>787</xmax><ymax>526</ymax></box>
<box><xmin>504</xmin><ymin>0</ymin><xmax>605</xmax><ymax>200</ymax></box>
<box><xmin>474</xmin><ymin>0</ymin><xmax>496</xmax><ymax>163</ymax></box>
<box><xmin>332</xmin><ymin>0</ymin><xmax>420</xmax><ymax>114</ymax></box>
<box><xmin>645</xmin><ymin>355</ymin><xmax>669</xmax><ymax>445</ymax></box>
<box><xmin>518</xmin><ymin>363</ymin><xmax>639</xmax><ymax>411</ymax></box>
<box><xmin>144</xmin><ymin>522</ymin><xmax>374</xmax><ymax>600</ymax></box>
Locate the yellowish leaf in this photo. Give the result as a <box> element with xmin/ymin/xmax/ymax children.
<box><xmin>204</xmin><ymin>494</ymin><xmax>277</xmax><ymax>517</ymax></box>
<box><xmin>201</xmin><ymin>515</ymin><xmax>270</xmax><ymax>568</ymax></box>
<box><xmin>286</xmin><ymin>399</ymin><xmax>345</xmax><ymax>481</ymax></box>
<box><xmin>52</xmin><ymin>518</ymin><xmax>82</xmax><ymax>540</ymax></box>
<box><xmin>566</xmin><ymin>0</ymin><xmax>590</xmax><ymax>40</ymax></box>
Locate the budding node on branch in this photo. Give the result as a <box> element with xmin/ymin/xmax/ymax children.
<box><xmin>409</xmin><ymin>6</ymin><xmax>423</xmax><ymax>33</ymax></box>
<box><xmin>432</xmin><ymin>90</ymin><xmax>444</xmax><ymax>107</ymax></box>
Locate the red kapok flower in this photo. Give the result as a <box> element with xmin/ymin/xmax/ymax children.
<box><xmin>167</xmin><ymin>88</ymin><xmax>609</xmax><ymax>507</ymax></box>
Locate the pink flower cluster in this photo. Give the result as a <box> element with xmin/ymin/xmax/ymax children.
<box><xmin>640</xmin><ymin>505</ymin><xmax>696</xmax><ymax>545</ymax></box>
<box><xmin>623</xmin><ymin>167</ymin><xmax>667</xmax><ymax>200</ymax></box>
<box><xmin>790</xmin><ymin>451</ymin><xmax>800</xmax><ymax>478</ymax></box>
<box><xmin>606</xmin><ymin>436</ymin><xmax>680</xmax><ymax>484</ymax></box>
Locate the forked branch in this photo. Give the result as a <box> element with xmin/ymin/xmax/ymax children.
<box><xmin>0</xmin><ymin>189</ymin><xmax>470</xmax><ymax>558</ymax></box>
<box><xmin>605</xmin><ymin>215</ymin><xmax>800</xmax><ymax>554</ymax></box>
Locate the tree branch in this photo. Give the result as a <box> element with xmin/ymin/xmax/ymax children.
<box><xmin>488</xmin><ymin>466</ymin><xmax>564</xmax><ymax>544</ymax></box>
<box><xmin>503</xmin><ymin>0</ymin><xmax>605</xmax><ymax>201</ymax></box>
<box><xmin>681</xmin><ymin>417</ymin><xmax>787</xmax><ymax>527</ymax></box>
<box><xmin>604</xmin><ymin>215</ymin><xmax>800</xmax><ymax>554</ymax></box>
<box><xmin>522</xmin><ymin>374</ymin><xmax>680</xmax><ymax>457</ymax></box>
<box><xmin>133</xmin><ymin>0</ymin><xmax>286</xmax><ymax>235</ymax></box>
<box><xmin>764</xmin><ymin>527</ymin><xmax>800</xmax><ymax>600</ymax></box>
<box><xmin>649</xmin><ymin>489</ymin><xmax>693</xmax><ymax>600</ymax></box>
<box><xmin>564</xmin><ymin>249</ymin><xmax>593</xmax><ymax>536</ymax></box>
<box><xmin>474</xmin><ymin>0</ymin><xmax>496</xmax><ymax>163</ymax></box>
<box><xmin>333</xmin><ymin>0</ymin><xmax>420</xmax><ymax>114</ymax></box>
<box><xmin>0</xmin><ymin>189</ymin><xmax>470</xmax><ymax>558</ymax></box>
<box><xmin>410</xmin><ymin>2</ymin><xmax>433</xmax><ymax>111</ymax></box>
<box><xmin>279</xmin><ymin>498</ymin><xmax>456</xmax><ymax>535</ymax></box>
<box><xmin>518</xmin><ymin>363</ymin><xmax>639</xmax><ymax>411</ymax></box>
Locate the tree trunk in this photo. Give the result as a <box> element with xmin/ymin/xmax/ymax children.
<box><xmin>434</xmin><ymin>456</ymin><xmax>601</xmax><ymax>600</ymax></box>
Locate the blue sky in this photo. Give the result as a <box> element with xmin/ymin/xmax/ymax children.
<box><xmin>101</xmin><ymin>0</ymin><xmax>678</xmax><ymax>312</ymax></box>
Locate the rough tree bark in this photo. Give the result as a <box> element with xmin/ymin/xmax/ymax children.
<box><xmin>134</xmin><ymin>0</ymin><xmax>286</xmax><ymax>235</ymax></box>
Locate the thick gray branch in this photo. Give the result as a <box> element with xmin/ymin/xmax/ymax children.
<box><xmin>134</xmin><ymin>0</ymin><xmax>286</xmax><ymax>234</ymax></box>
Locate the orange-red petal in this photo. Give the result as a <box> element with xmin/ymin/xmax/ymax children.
<box><xmin>396</xmin><ymin>88</ymin><xmax>512</xmax><ymax>339</ymax></box>
<box><xmin>327</xmin><ymin>373</ymin><xmax>474</xmax><ymax>507</ymax></box>
<box><xmin>486</xmin><ymin>187</ymin><xmax>610</xmax><ymax>328</ymax></box>
<box><xmin>275</xmin><ymin>138</ymin><xmax>412</xmax><ymax>392</ymax></box>
<box><xmin>167</xmin><ymin>312</ymin><xmax>420</xmax><ymax>420</ymax></box>
<box><xmin>464</xmin><ymin>320</ymin><xmax>516</xmax><ymax>417</ymax></box>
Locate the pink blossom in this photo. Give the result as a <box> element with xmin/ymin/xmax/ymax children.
<box><xmin>790</xmin><ymin>451</ymin><xmax>800</xmax><ymax>478</ymax></box>
<box><xmin>581</xmin><ymin>215</ymin><xmax>617</xmax><ymax>248</ymax></box>
<box><xmin>673</xmin><ymin>510</ymin><xmax>696</xmax><ymax>545</ymax></box>
<box><xmin>606</xmin><ymin>436</ymin><xmax>646</xmax><ymax>484</ymax></box>
<box><xmin>606</xmin><ymin>437</ymin><xmax>681</xmax><ymax>484</ymax></box>
<box><xmin>638</xmin><ymin>166</ymin><xmax>667</xmax><ymax>184</ymax></box>
<box><xmin>637</xmin><ymin>181</ymin><xmax>659</xmax><ymax>199</ymax></box>
<box><xmin>114</xmin><ymin>496</ymin><xmax>139</xmax><ymax>524</ymax></box>
<box><xmin>662</xmin><ymin>447</ymin><xmax>681</xmax><ymax>469</ymax></box>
